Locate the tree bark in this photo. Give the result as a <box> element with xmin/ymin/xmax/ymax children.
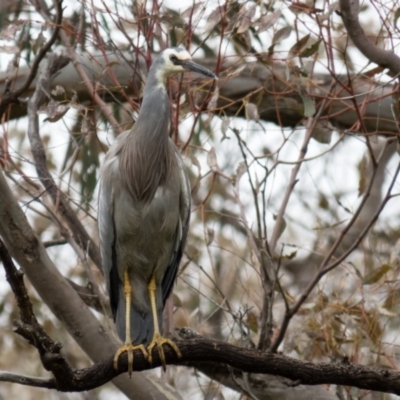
<box><xmin>1</xmin><ymin>52</ymin><xmax>397</xmax><ymax>136</ymax></box>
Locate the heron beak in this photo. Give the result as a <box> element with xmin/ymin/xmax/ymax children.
<box><xmin>181</xmin><ymin>60</ymin><xmax>218</xmax><ymax>80</ymax></box>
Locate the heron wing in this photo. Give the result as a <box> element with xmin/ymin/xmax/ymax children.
<box><xmin>98</xmin><ymin>154</ymin><xmax>120</xmax><ymax>319</ymax></box>
<box><xmin>161</xmin><ymin>146</ymin><xmax>191</xmax><ymax>304</ymax></box>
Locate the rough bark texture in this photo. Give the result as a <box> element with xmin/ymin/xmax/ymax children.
<box><xmin>0</xmin><ymin>52</ymin><xmax>397</xmax><ymax>136</ymax></box>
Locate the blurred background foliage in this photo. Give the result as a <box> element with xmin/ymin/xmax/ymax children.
<box><xmin>0</xmin><ymin>0</ymin><xmax>400</xmax><ymax>399</ymax></box>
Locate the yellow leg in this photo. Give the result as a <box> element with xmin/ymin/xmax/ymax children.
<box><xmin>147</xmin><ymin>273</ymin><xmax>182</xmax><ymax>371</ymax></box>
<box><xmin>114</xmin><ymin>269</ymin><xmax>148</xmax><ymax>377</ymax></box>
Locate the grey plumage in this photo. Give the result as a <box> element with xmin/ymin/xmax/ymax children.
<box><xmin>98</xmin><ymin>47</ymin><xmax>217</xmax><ymax>371</ymax></box>
<box><xmin>99</xmin><ymin>136</ymin><xmax>190</xmax><ymax>343</ymax></box>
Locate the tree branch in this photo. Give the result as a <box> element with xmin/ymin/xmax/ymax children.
<box><xmin>1</xmin><ymin>53</ymin><xmax>398</xmax><ymax>136</ymax></box>
<box><xmin>2</xmin><ymin>177</ymin><xmax>391</xmax><ymax>396</ymax></box>
<box><xmin>339</xmin><ymin>0</ymin><xmax>400</xmax><ymax>75</ymax></box>
<box><xmin>67</xmin><ymin>279</ymin><xmax>105</xmax><ymax>314</ymax></box>
<box><xmin>0</xmin><ymin>371</ymin><xmax>54</xmax><ymax>389</ymax></box>
<box><xmin>271</xmin><ymin>142</ymin><xmax>400</xmax><ymax>351</ymax></box>
<box><xmin>13</xmin><ymin>0</ymin><xmax>63</xmax><ymax>98</ymax></box>
<box><xmin>0</xmin><ymin>238</ymin><xmax>76</xmax><ymax>388</ymax></box>
<box><xmin>0</xmin><ymin>169</ymin><xmax>181</xmax><ymax>399</ymax></box>
<box><xmin>1</xmin><ymin>313</ymin><xmax>400</xmax><ymax>396</ymax></box>
<box><xmin>195</xmin><ymin>363</ymin><xmax>339</xmax><ymax>400</ymax></box>
<box><xmin>0</xmin><ymin>0</ymin><xmax>63</xmax><ymax>120</ymax></box>
<box><xmin>26</xmin><ymin>53</ymin><xmax>102</xmax><ymax>269</ymax></box>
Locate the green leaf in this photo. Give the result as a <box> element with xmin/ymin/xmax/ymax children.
<box><xmin>272</xmin><ymin>26</ymin><xmax>292</xmax><ymax>45</ymax></box>
<box><xmin>313</xmin><ymin>219</ymin><xmax>347</xmax><ymax>230</ymax></box>
<box><xmin>245</xmin><ymin>102</ymin><xmax>259</xmax><ymax>122</ymax></box>
<box><xmin>299</xmin><ymin>39</ymin><xmax>322</xmax><ymax>58</ymax></box>
<box><xmin>273</xmin><ymin>214</ymin><xmax>286</xmax><ymax>240</ymax></box>
<box><xmin>362</xmin><ymin>264</ymin><xmax>392</xmax><ymax>285</ymax></box>
<box><xmin>282</xmin><ymin>250</ymin><xmax>297</xmax><ymax>260</ymax></box>
<box><xmin>299</xmin><ymin>89</ymin><xmax>315</xmax><ymax>117</ymax></box>
<box><xmin>31</xmin><ymin>30</ymin><xmax>46</xmax><ymax>55</ymax></box>
<box><xmin>318</xmin><ymin>194</ymin><xmax>329</xmax><ymax>210</ymax></box>
<box><xmin>384</xmin><ymin>289</ymin><xmax>400</xmax><ymax>310</ymax></box>
<box><xmin>357</xmin><ymin>155</ymin><xmax>368</xmax><ymax>197</ymax></box>
<box><xmin>312</xmin><ymin>124</ymin><xmax>332</xmax><ymax>144</ymax></box>
<box><xmin>256</xmin><ymin>10</ymin><xmax>281</xmax><ymax>34</ymax></box>
<box><xmin>246</xmin><ymin>311</ymin><xmax>258</xmax><ymax>333</ymax></box>
<box><xmin>289</xmin><ymin>34</ymin><xmax>310</xmax><ymax>58</ymax></box>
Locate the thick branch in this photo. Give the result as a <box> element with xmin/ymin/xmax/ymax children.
<box><xmin>339</xmin><ymin>0</ymin><xmax>400</xmax><ymax>75</ymax></box>
<box><xmin>0</xmin><ymin>238</ymin><xmax>79</xmax><ymax>389</ymax></box>
<box><xmin>67</xmin><ymin>279</ymin><xmax>105</xmax><ymax>313</ymax></box>
<box><xmin>0</xmin><ymin>326</ymin><xmax>399</xmax><ymax>395</ymax></box>
<box><xmin>1</xmin><ymin>53</ymin><xmax>398</xmax><ymax>136</ymax></box>
<box><xmin>0</xmin><ymin>247</ymin><xmax>393</xmax><ymax>400</ymax></box>
<box><xmin>195</xmin><ymin>363</ymin><xmax>338</xmax><ymax>400</ymax></box>
<box><xmin>0</xmin><ymin>170</ymin><xmax>181</xmax><ymax>400</ymax></box>
<box><xmin>109</xmin><ymin>331</ymin><xmax>400</xmax><ymax>396</ymax></box>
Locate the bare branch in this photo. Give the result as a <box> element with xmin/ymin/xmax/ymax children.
<box><xmin>339</xmin><ymin>0</ymin><xmax>400</xmax><ymax>75</ymax></box>
<box><xmin>0</xmin><ymin>0</ymin><xmax>63</xmax><ymax>120</ymax></box>
<box><xmin>0</xmin><ymin>322</ymin><xmax>399</xmax><ymax>395</ymax></box>
<box><xmin>0</xmin><ymin>238</ymin><xmax>85</xmax><ymax>389</ymax></box>
<box><xmin>26</xmin><ymin>53</ymin><xmax>102</xmax><ymax>269</ymax></box>
<box><xmin>0</xmin><ymin>169</ymin><xmax>181</xmax><ymax>400</ymax></box>
<box><xmin>43</xmin><ymin>238</ymin><xmax>68</xmax><ymax>248</ymax></box>
<box><xmin>13</xmin><ymin>0</ymin><xmax>63</xmax><ymax>98</ymax></box>
<box><xmin>67</xmin><ymin>279</ymin><xmax>105</xmax><ymax>314</ymax></box>
<box><xmin>284</xmin><ymin>139</ymin><xmax>397</xmax><ymax>286</ymax></box>
<box><xmin>269</xmin><ymin>91</ymin><xmax>334</xmax><ymax>252</ymax></box>
<box><xmin>0</xmin><ymin>371</ymin><xmax>54</xmax><ymax>389</ymax></box>
<box><xmin>195</xmin><ymin>364</ymin><xmax>339</xmax><ymax>400</ymax></box>
<box><xmin>271</xmin><ymin>142</ymin><xmax>400</xmax><ymax>351</ymax></box>
<box><xmin>1</xmin><ymin>54</ymin><xmax>398</xmax><ymax>136</ymax></box>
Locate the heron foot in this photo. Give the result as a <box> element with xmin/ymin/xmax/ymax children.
<box><xmin>147</xmin><ymin>332</ymin><xmax>181</xmax><ymax>371</ymax></box>
<box><xmin>114</xmin><ymin>343</ymin><xmax>148</xmax><ymax>377</ymax></box>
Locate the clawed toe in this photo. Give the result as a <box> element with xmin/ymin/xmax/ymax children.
<box><xmin>114</xmin><ymin>343</ymin><xmax>148</xmax><ymax>376</ymax></box>
<box><xmin>147</xmin><ymin>333</ymin><xmax>181</xmax><ymax>371</ymax></box>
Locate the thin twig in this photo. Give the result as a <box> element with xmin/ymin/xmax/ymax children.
<box><xmin>0</xmin><ymin>0</ymin><xmax>63</xmax><ymax>121</ymax></box>
<box><xmin>26</xmin><ymin>53</ymin><xmax>102</xmax><ymax>269</ymax></box>
<box><xmin>16</xmin><ymin>0</ymin><xmax>63</xmax><ymax>98</ymax></box>
<box><xmin>270</xmin><ymin>146</ymin><xmax>400</xmax><ymax>351</ymax></box>
<box><xmin>0</xmin><ymin>371</ymin><xmax>55</xmax><ymax>389</ymax></box>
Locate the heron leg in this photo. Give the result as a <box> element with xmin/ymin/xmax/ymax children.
<box><xmin>114</xmin><ymin>269</ymin><xmax>148</xmax><ymax>376</ymax></box>
<box><xmin>146</xmin><ymin>273</ymin><xmax>182</xmax><ymax>371</ymax></box>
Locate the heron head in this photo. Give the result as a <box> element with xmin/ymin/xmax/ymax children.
<box><xmin>157</xmin><ymin>47</ymin><xmax>218</xmax><ymax>81</ymax></box>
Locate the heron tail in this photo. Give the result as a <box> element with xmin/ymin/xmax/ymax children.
<box><xmin>114</xmin><ymin>287</ymin><xmax>164</xmax><ymax>345</ymax></box>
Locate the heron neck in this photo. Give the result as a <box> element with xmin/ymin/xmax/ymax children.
<box><xmin>134</xmin><ymin>82</ymin><xmax>170</xmax><ymax>140</ymax></box>
<box><xmin>120</xmin><ymin>75</ymin><xmax>172</xmax><ymax>202</ymax></box>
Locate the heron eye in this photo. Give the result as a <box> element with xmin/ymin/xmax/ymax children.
<box><xmin>170</xmin><ymin>54</ymin><xmax>178</xmax><ymax>63</ymax></box>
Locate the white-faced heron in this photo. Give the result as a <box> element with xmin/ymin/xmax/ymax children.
<box><xmin>98</xmin><ymin>47</ymin><xmax>217</xmax><ymax>374</ymax></box>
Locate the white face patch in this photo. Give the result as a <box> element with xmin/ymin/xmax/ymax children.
<box><xmin>163</xmin><ymin>48</ymin><xmax>191</xmax><ymax>62</ymax></box>
<box><xmin>155</xmin><ymin>48</ymin><xmax>193</xmax><ymax>85</ymax></box>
